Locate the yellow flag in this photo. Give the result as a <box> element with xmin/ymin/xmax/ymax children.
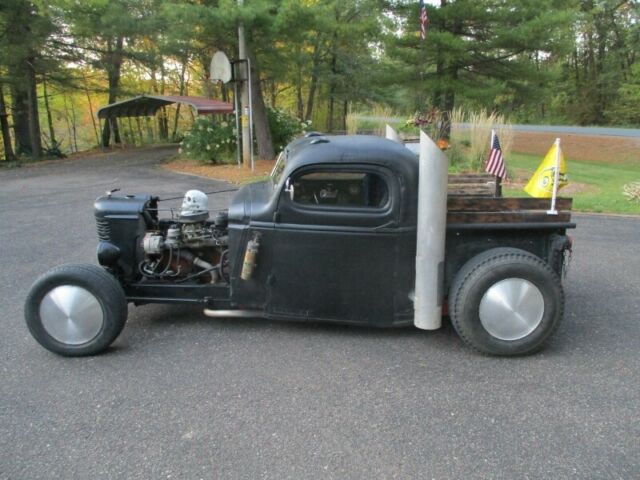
<box><xmin>524</xmin><ymin>141</ymin><xmax>569</xmax><ymax>198</ymax></box>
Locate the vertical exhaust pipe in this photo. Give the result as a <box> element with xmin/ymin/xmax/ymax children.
<box><xmin>385</xmin><ymin>124</ymin><xmax>402</xmax><ymax>143</ymax></box>
<box><xmin>414</xmin><ymin>131</ymin><xmax>449</xmax><ymax>330</ymax></box>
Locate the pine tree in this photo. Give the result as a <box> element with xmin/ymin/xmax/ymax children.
<box><xmin>0</xmin><ymin>0</ymin><xmax>55</xmax><ymax>156</ymax></box>
<box><xmin>385</xmin><ymin>0</ymin><xmax>573</xmax><ymax>129</ymax></box>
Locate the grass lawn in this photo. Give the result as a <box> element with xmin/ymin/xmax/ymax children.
<box><xmin>503</xmin><ymin>152</ymin><xmax>640</xmax><ymax>215</ymax></box>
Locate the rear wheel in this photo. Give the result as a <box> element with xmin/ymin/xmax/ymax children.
<box><xmin>449</xmin><ymin>248</ymin><xmax>564</xmax><ymax>356</ymax></box>
<box><xmin>25</xmin><ymin>264</ymin><xmax>128</xmax><ymax>356</ymax></box>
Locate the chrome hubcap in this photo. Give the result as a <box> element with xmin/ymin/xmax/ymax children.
<box><xmin>479</xmin><ymin>278</ymin><xmax>544</xmax><ymax>341</ymax></box>
<box><xmin>40</xmin><ymin>285</ymin><xmax>104</xmax><ymax>345</ymax></box>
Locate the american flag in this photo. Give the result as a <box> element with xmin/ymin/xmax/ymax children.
<box><xmin>419</xmin><ymin>0</ymin><xmax>428</xmax><ymax>40</ymax></box>
<box><xmin>485</xmin><ymin>130</ymin><xmax>507</xmax><ymax>178</ymax></box>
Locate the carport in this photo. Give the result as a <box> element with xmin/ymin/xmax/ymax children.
<box><xmin>97</xmin><ymin>95</ymin><xmax>234</xmax><ymax>119</ymax></box>
<box><xmin>96</xmin><ymin>95</ymin><xmax>235</xmax><ymax>148</ymax></box>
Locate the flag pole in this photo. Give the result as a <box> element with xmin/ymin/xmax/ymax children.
<box><xmin>488</xmin><ymin>129</ymin><xmax>495</xmax><ymax>170</ymax></box>
<box><xmin>547</xmin><ymin>137</ymin><xmax>561</xmax><ymax>215</ymax></box>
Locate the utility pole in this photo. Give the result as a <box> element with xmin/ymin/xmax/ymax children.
<box><xmin>237</xmin><ymin>0</ymin><xmax>252</xmax><ymax>169</ymax></box>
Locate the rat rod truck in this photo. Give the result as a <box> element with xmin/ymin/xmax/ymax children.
<box><xmin>25</xmin><ymin>133</ymin><xmax>574</xmax><ymax>357</ymax></box>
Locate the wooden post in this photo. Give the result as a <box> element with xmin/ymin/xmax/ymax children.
<box><xmin>117</xmin><ymin>118</ymin><xmax>125</xmax><ymax>149</ymax></box>
<box><xmin>547</xmin><ymin>138</ymin><xmax>561</xmax><ymax>215</ymax></box>
<box><xmin>136</xmin><ymin>117</ymin><xmax>144</xmax><ymax>145</ymax></box>
<box><xmin>108</xmin><ymin>117</ymin><xmax>115</xmax><ymax>149</ymax></box>
<box><xmin>127</xmin><ymin>117</ymin><xmax>135</xmax><ymax>146</ymax></box>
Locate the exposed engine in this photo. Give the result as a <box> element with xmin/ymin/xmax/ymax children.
<box><xmin>139</xmin><ymin>190</ymin><xmax>229</xmax><ymax>284</ymax></box>
<box><xmin>95</xmin><ymin>188</ymin><xmax>236</xmax><ymax>284</ymax></box>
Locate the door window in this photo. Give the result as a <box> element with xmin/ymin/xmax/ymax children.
<box><xmin>292</xmin><ymin>171</ymin><xmax>389</xmax><ymax>208</ymax></box>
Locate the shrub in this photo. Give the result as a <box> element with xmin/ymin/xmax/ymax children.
<box><xmin>180</xmin><ymin>117</ymin><xmax>236</xmax><ymax>164</ymax></box>
<box><xmin>623</xmin><ymin>182</ymin><xmax>640</xmax><ymax>202</ymax></box>
<box><xmin>267</xmin><ymin>107</ymin><xmax>310</xmax><ymax>151</ymax></box>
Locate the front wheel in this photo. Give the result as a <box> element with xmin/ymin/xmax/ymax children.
<box><xmin>449</xmin><ymin>248</ymin><xmax>564</xmax><ymax>356</ymax></box>
<box><xmin>25</xmin><ymin>264</ymin><xmax>128</xmax><ymax>356</ymax></box>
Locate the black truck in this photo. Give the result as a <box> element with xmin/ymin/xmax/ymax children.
<box><xmin>25</xmin><ymin>134</ymin><xmax>574</xmax><ymax>357</ymax></box>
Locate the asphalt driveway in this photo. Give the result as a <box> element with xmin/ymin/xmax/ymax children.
<box><xmin>1</xmin><ymin>146</ymin><xmax>639</xmax><ymax>479</ymax></box>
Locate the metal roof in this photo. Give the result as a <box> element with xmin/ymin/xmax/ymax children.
<box><xmin>283</xmin><ymin>135</ymin><xmax>418</xmax><ymax>174</ymax></box>
<box><xmin>97</xmin><ymin>95</ymin><xmax>234</xmax><ymax>119</ymax></box>
<box><xmin>279</xmin><ymin>135</ymin><xmax>421</xmax><ymax>224</ymax></box>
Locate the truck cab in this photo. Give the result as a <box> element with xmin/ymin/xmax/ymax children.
<box><xmin>227</xmin><ymin>135</ymin><xmax>421</xmax><ymax>325</ymax></box>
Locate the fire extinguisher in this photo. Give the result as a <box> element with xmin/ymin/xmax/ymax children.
<box><xmin>240</xmin><ymin>233</ymin><xmax>261</xmax><ymax>281</ymax></box>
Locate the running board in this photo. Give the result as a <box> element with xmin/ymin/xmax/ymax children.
<box><xmin>203</xmin><ymin>309</ymin><xmax>263</xmax><ymax>318</ymax></box>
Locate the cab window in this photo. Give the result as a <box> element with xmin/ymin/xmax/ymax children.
<box><xmin>291</xmin><ymin>171</ymin><xmax>389</xmax><ymax>208</ymax></box>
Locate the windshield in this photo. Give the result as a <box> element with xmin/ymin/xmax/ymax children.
<box><xmin>270</xmin><ymin>151</ymin><xmax>286</xmax><ymax>186</ymax></box>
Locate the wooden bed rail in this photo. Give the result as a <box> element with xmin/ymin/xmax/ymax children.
<box><xmin>446</xmin><ymin>196</ymin><xmax>573</xmax><ymax>225</ymax></box>
<box><xmin>448</xmin><ymin>173</ymin><xmax>502</xmax><ymax>197</ymax></box>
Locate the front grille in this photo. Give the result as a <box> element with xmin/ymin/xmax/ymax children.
<box><xmin>96</xmin><ymin>218</ymin><xmax>111</xmax><ymax>241</ymax></box>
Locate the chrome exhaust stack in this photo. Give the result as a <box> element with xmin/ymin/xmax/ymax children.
<box><xmin>414</xmin><ymin>131</ymin><xmax>449</xmax><ymax>330</ymax></box>
<box><xmin>385</xmin><ymin>124</ymin><xmax>402</xmax><ymax>143</ymax></box>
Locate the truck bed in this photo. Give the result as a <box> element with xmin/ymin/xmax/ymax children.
<box><xmin>446</xmin><ymin>196</ymin><xmax>573</xmax><ymax>228</ymax></box>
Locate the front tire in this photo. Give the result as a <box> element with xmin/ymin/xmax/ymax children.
<box><xmin>449</xmin><ymin>248</ymin><xmax>564</xmax><ymax>356</ymax></box>
<box><xmin>25</xmin><ymin>264</ymin><xmax>128</xmax><ymax>356</ymax></box>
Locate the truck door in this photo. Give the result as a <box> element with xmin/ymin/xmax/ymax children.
<box><xmin>268</xmin><ymin>164</ymin><xmax>401</xmax><ymax>325</ymax></box>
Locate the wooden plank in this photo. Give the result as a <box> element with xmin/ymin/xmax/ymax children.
<box><xmin>448</xmin><ymin>197</ymin><xmax>573</xmax><ymax>212</ymax></box>
<box><xmin>447</xmin><ymin>173</ymin><xmax>500</xmax><ymax>197</ymax></box>
<box><xmin>448</xmin><ymin>186</ymin><xmax>497</xmax><ymax>196</ymax></box>
<box><xmin>447</xmin><ymin>211</ymin><xmax>572</xmax><ymax>224</ymax></box>
<box><xmin>449</xmin><ymin>178</ymin><xmax>496</xmax><ymax>185</ymax></box>
<box><xmin>449</xmin><ymin>174</ymin><xmax>496</xmax><ymax>183</ymax></box>
<box><xmin>450</xmin><ymin>173</ymin><xmax>495</xmax><ymax>179</ymax></box>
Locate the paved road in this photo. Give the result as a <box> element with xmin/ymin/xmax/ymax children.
<box><xmin>358</xmin><ymin>116</ymin><xmax>640</xmax><ymax>138</ymax></box>
<box><xmin>1</xmin><ymin>147</ymin><xmax>639</xmax><ymax>479</ymax></box>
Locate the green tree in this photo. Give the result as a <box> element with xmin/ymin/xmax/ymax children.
<box><xmin>52</xmin><ymin>0</ymin><xmax>159</xmax><ymax>146</ymax></box>
<box><xmin>385</xmin><ymin>0</ymin><xmax>573</xmax><ymax>130</ymax></box>
<box><xmin>254</xmin><ymin>0</ymin><xmax>386</xmax><ymax>131</ymax></box>
<box><xmin>0</xmin><ymin>82</ymin><xmax>16</xmax><ymax>161</ymax></box>
<box><xmin>0</xmin><ymin>0</ymin><xmax>56</xmax><ymax>156</ymax></box>
<box><xmin>564</xmin><ymin>0</ymin><xmax>639</xmax><ymax>124</ymax></box>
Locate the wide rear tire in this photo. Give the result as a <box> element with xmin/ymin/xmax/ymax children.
<box><xmin>25</xmin><ymin>264</ymin><xmax>128</xmax><ymax>356</ymax></box>
<box><xmin>449</xmin><ymin>248</ymin><xmax>564</xmax><ymax>356</ymax></box>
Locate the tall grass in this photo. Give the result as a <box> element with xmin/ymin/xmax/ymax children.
<box><xmin>345</xmin><ymin>107</ymin><xmax>358</xmax><ymax>135</ymax></box>
<box><xmin>370</xmin><ymin>104</ymin><xmax>395</xmax><ymax>136</ymax></box>
<box><xmin>449</xmin><ymin>106</ymin><xmax>466</xmax><ymax>141</ymax></box>
<box><xmin>346</xmin><ymin>105</ymin><xmax>397</xmax><ymax>135</ymax></box>
<box><xmin>450</xmin><ymin>108</ymin><xmax>513</xmax><ymax>172</ymax></box>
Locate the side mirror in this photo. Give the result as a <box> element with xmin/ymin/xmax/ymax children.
<box><xmin>284</xmin><ymin>177</ymin><xmax>295</xmax><ymax>201</ymax></box>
